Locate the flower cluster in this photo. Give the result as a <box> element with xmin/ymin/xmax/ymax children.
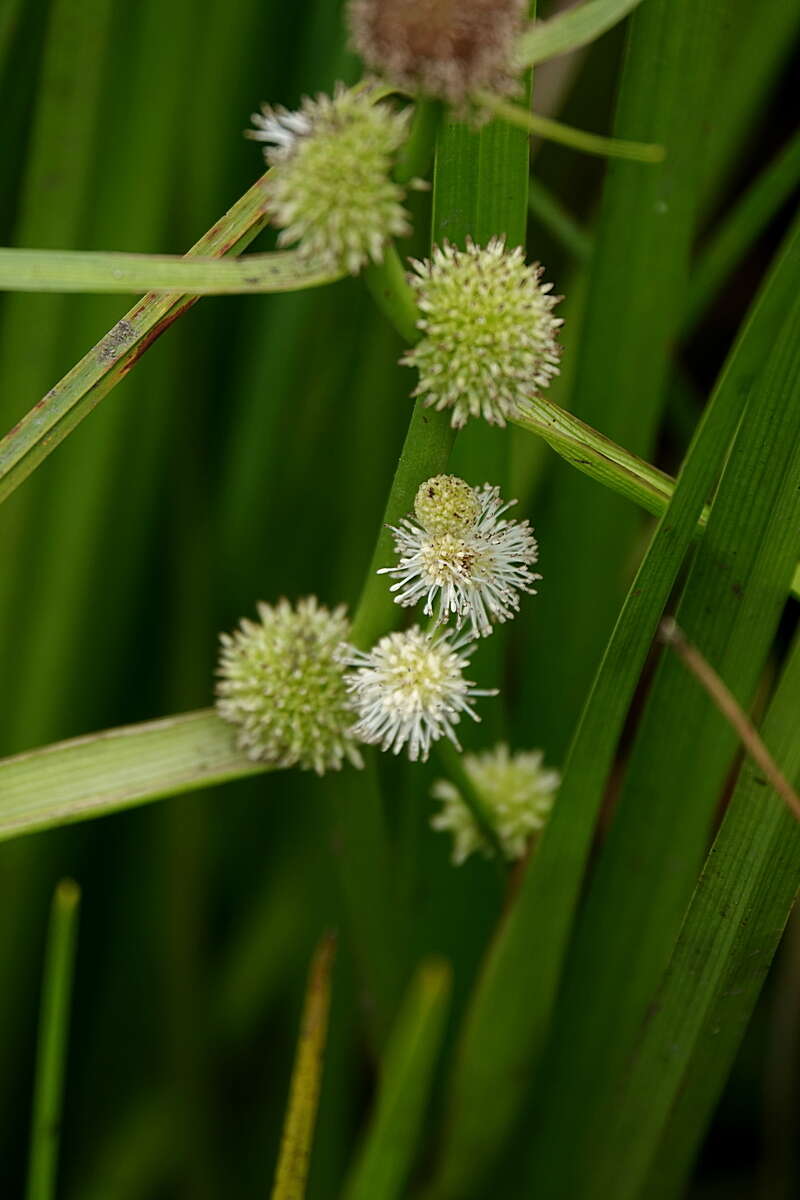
<box><xmin>402</xmin><ymin>237</ymin><xmax>562</xmax><ymax>428</ymax></box>
<box><xmin>217</xmin><ymin>75</ymin><xmax>562</xmax><ymax>854</ymax></box>
<box><xmin>431</xmin><ymin>743</ymin><xmax>560</xmax><ymax>863</ymax></box>
<box><xmin>380</xmin><ymin>475</ymin><xmax>540</xmax><ymax>638</ymax></box>
<box><xmin>216</xmin><ymin>597</ymin><xmax>363</xmax><ymax>775</ymax></box>
<box><xmin>248</xmin><ymin>84</ymin><xmax>411</xmax><ymax>274</ymax></box>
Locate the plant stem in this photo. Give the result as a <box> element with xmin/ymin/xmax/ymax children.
<box><xmin>350</xmin><ymin>403</ymin><xmax>456</xmax><ymax>649</ymax></box>
<box><xmin>434</xmin><ymin>740</ymin><xmax>507</xmax><ymax>866</ymax></box>
<box><xmin>363</xmin><ymin>245</ymin><xmax>421</xmax><ymax>345</ymax></box>
<box><xmin>26</xmin><ymin>880</ymin><xmax>81</xmax><ymax>1200</ymax></box>
<box><xmin>475</xmin><ymin>92</ymin><xmax>665</xmax><ymax>162</ymax></box>
<box><xmin>394</xmin><ymin>99</ymin><xmax>443</xmax><ymax>185</ymax></box>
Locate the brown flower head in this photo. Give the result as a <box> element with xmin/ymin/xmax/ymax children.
<box><xmin>348</xmin><ymin>0</ymin><xmax>526</xmax><ymax>104</ymax></box>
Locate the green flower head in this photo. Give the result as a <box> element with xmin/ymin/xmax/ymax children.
<box><xmin>248</xmin><ymin>84</ymin><xmax>411</xmax><ymax>275</ymax></box>
<box><xmin>402</xmin><ymin>236</ymin><xmax>562</xmax><ymax>428</ymax></box>
<box><xmin>431</xmin><ymin>743</ymin><xmax>559</xmax><ymax>863</ymax></box>
<box><xmin>216</xmin><ymin>597</ymin><xmax>362</xmax><ymax>776</ymax></box>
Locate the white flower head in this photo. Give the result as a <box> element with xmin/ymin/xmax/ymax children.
<box><xmin>216</xmin><ymin>597</ymin><xmax>363</xmax><ymax>775</ymax></box>
<box><xmin>248</xmin><ymin>84</ymin><xmax>412</xmax><ymax>275</ymax></box>
<box><xmin>379</xmin><ymin>474</ymin><xmax>541</xmax><ymax>638</ymax></box>
<box><xmin>431</xmin><ymin>743</ymin><xmax>559</xmax><ymax>864</ymax></box>
<box><xmin>343</xmin><ymin>626</ymin><xmax>496</xmax><ymax>762</ymax></box>
<box><xmin>401</xmin><ymin>236</ymin><xmax>562</xmax><ymax>428</ymax></box>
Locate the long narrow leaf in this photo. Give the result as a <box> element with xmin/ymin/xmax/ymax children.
<box><xmin>586</xmin><ymin>627</ymin><xmax>800</xmax><ymax>1200</ymax></box>
<box><xmin>271</xmin><ymin>934</ymin><xmax>336</xmax><ymax>1200</ymax></box>
<box><xmin>526</xmin><ymin>216</ymin><xmax>800</xmax><ymax>1198</ymax></box>
<box><xmin>343</xmin><ymin>959</ymin><xmax>451</xmax><ymax>1200</ymax></box>
<box><xmin>0</xmin><ymin>246</ymin><xmax>342</xmax><ymax>294</ymax></box>
<box><xmin>513</xmin><ymin>0</ymin><xmax>645</xmax><ymax>69</ymax></box>
<box><xmin>26</xmin><ymin>880</ymin><xmax>81</xmax><ymax>1200</ymax></box>
<box><xmin>0</xmin><ymin>710</ymin><xmax>264</xmax><ymax>842</ymax></box>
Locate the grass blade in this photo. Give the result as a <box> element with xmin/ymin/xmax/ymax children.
<box><xmin>343</xmin><ymin>959</ymin><xmax>451</xmax><ymax>1200</ymax></box>
<box><xmin>513</xmin><ymin>0</ymin><xmax>644</xmax><ymax>69</ymax></box>
<box><xmin>585</xmin><ymin>627</ymin><xmax>800</xmax><ymax>1200</ymax></box>
<box><xmin>684</xmin><ymin>128</ymin><xmax>800</xmax><ymax>332</ymax></box>
<box><xmin>0</xmin><ymin>246</ymin><xmax>342</xmax><ymax>293</ymax></box>
<box><xmin>271</xmin><ymin>933</ymin><xmax>336</xmax><ymax>1200</ymax></box>
<box><xmin>25</xmin><ymin>880</ymin><xmax>81</xmax><ymax>1200</ymax></box>
<box><xmin>526</xmin><ymin>215</ymin><xmax>800</xmax><ymax>1198</ymax></box>
<box><xmin>0</xmin><ymin>710</ymin><xmax>265</xmax><ymax>842</ymax></box>
<box><xmin>0</xmin><ymin>172</ymin><xmax>273</xmax><ymax>505</ymax></box>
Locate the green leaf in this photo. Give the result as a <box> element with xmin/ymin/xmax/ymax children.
<box><xmin>271</xmin><ymin>934</ymin><xmax>336</xmax><ymax>1200</ymax></box>
<box><xmin>513</xmin><ymin>0</ymin><xmax>645</xmax><ymax>69</ymax></box>
<box><xmin>525</xmin><ymin>213</ymin><xmax>800</xmax><ymax>1198</ymax></box>
<box><xmin>0</xmin><ymin>710</ymin><xmax>264</xmax><ymax>843</ymax></box>
<box><xmin>26</xmin><ymin>880</ymin><xmax>81</xmax><ymax>1200</ymax></box>
<box><xmin>684</xmin><ymin>129</ymin><xmax>800</xmax><ymax>332</ymax></box>
<box><xmin>427</xmin><ymin>203</ymin><xmax>800</xmax><ymax>1200</ymax></box>
<box><xmin>0</xmin><ymin>246</ymin><xmax>342</xmax><ymax>294</ymax></box>
<box><xmin>343</xmin><ymin>959</ymin><xmax>452</xmax><ymax>1200</ymax></box>
<box><xmin>0</xmin><ymin>171</ymin><xmax>273</xmax><ymax>506</ymax></box>
<box><xmin>586</xmin><ymin>626</ymin><xmax>800</xmax><ymax>1200</ymax></box>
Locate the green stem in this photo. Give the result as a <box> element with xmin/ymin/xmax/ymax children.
<box><xmin>26</xmin><ymin>880</ymin><xmax>81</xmax><ymax>1200</ymax></box>
<box><xmin>434</xmin><ymin>740</ymin><xmax>507</xmax><ymax>866</ymax></box>
<box><xmin>350</xmin><ymin>403</ymin><xmax>456</xmax><ymax>649</ymax></box>
<box><xmin>475</xmin><ymin>92</ymin><xmax>665</xmax><ymax>162</ymax></box>
<box><xmin>363</xmin><ymin>245</ymin><xmax>421</xmax><ymax>345</ymax></box>
<box><xmin>394</xmin><ymin>99</ymin><xmax>443</xmax><ymax>185</ymax></box>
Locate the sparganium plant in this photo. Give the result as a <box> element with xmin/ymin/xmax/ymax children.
<box><xmin>248</xmin><ymin>84</ymin><xmax>412</xmax><ymax>274</ymax></box>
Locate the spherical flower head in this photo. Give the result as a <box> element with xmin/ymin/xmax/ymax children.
<box><xmin>431</xmin><ymin>743</ymin><xmax>559</xmax><ymax>864</ymax></box>
<box><xmin>380</xmin><ymin>478</ymin><xmax>541</xmax><ymax>638</ymax></box>
<box><xmin>401</xmin><ymin>236</ymin><xmax>562</xmax><ymax>428</ymax></box>
<box><xmin>347</xmin><ymin>0</ymin><xmax>526</xmax><ymax>105</ymax></box>
<box><xmin>343</xmin><ymin>626</ymin><xmax>496</xmax><ymax>763</ymax></box>
<box><xmin>248</xmin><ymin>84</ymin><xmax>412</xmax><ymax>275</ymax></box>
<box><xmin>413</xmin><ymin>474</ymin><xmax>481</xmax><ymax>537</ymax></box>
<box><xmin>216</xmin><ymin>597</ymin><xmax>363</xmax><ymax>776</ymax></box>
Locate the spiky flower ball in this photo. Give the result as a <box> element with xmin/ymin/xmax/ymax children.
<box><xmin>348</xmin><ymin>0</ymin><xmax>526</xmax><ymax>104</ymax></box>
<box><xmin>379</xmin><ymin>475</ymin><xmax>540</xmax><ymax>638</ymax></box>
<box><xmin>401</xmin><ymin>236</ymin><xmax>562</xmax><ymax>428</ymax></box>
<box><xmin>216</xmin><ymin>597</ymin><xmax>363</xmax><ymax>775</ymax></box>
<box><xmin>248</xmin><ymin>84</ymin><xmax>411</xmax><ymax>275</ymax></box>
<box><xmin>343</xmin><ymin>626</ymin><xmax>496</xmax><ymax>762</ymax></box>
<box><xmin>431</xmin><ymin>743</ymin><xmax>559</xmax><ymax>863</ymax></box>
